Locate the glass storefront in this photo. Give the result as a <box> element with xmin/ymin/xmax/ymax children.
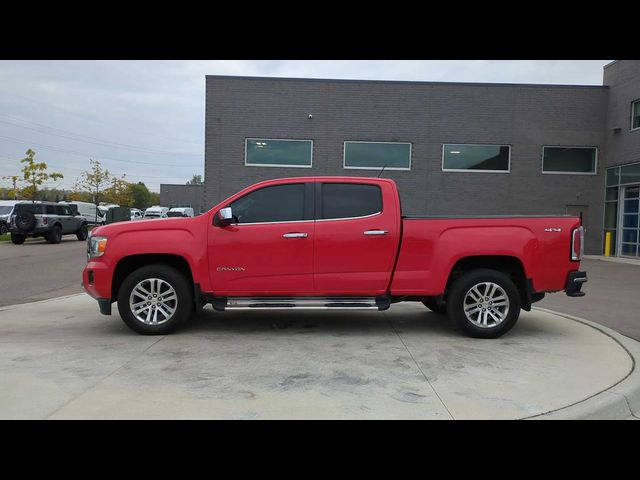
<box><xmin>605</xmin><ymin>162</ymin><xmax>640</xmax><ymax>257</ymax></box>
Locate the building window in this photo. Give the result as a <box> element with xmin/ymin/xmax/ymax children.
<box><xmin>542</xmin><ymin>146</ymin><xmax>597</xmax><ymax>174</ymax></box>
<box><xmin>442</xmin><ymin>144</ymin><xmax>510</xmax><ymax>172</ymax></box>
<box><xmin>245</xmin><ymin>139</ymin><xmax>313</xmax><ymax>168</ymax></box>
<box><xmin>343</xmin><ymin>141</ymin><xmax>411</xmax><ymax>170</ymax></box>
<box><xmin>632</xmin><ymin>100</ymin><xmax>640</xmax><ymax>130</ymax></box>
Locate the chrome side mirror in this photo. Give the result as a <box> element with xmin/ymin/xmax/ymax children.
<box><xmin>215</xmin><ymin>207</ymin><xmax>234</xmax><ymax>227</ymax></box>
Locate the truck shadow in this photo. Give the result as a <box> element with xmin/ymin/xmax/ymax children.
<box><xmin>180</xmin><ymin>306</ymin><xmax>550</xmax><ymax>339</ymax></box>
<box><xmin>183</xmin><ymin>308</ymin><xmax>494</xmax><ymax>338</ymax></box>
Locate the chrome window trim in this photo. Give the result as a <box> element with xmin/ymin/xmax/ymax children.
<box><xmin>229</xmin><ymin>212</ymin><xmax>384</xmax><ymax>226</ymax></box>
<box><xmin>441</xmin><ymin>143</ymin><xmax>511</xmax><ymax>173</ymax></box>
<box><xmin>342</xmin><ymin>141</ymin><xmax>412</xmax><ymax>171</ymax></box>
<box><xmin>244</xmin><ymin>138</ymin><xmax>313</xmax><ymax>168</ymax></box>
<box><xmin>541</xmin><ymin>145</ymin><xmax>598</xmax><ymax>175</ymax></box>
<box><xmin>229</xmin><ymin>219</ymin><xmax>314</xmax><ymax>227</ymax></box>
<box><xmin>316</xmin><ymin>211</ymin><xmax>382</xmax><ymax>222</ymax></box>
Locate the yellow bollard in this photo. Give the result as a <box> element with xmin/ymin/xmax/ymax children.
<box><xmin>604</xmin><ymin>231</ymin><xmax>612</xmax><ymax>257</ymax></box>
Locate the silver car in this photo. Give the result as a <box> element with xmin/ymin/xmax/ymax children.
<box><xmin>9</xmin><ymin>201</ymin><xmax>89</xmax><ymax>244</ymax></box>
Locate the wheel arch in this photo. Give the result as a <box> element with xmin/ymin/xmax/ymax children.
<box><xmin>445</xmin><ymin>255</ymin><xmax>530</xmax><ymax>310</ymax></box>
<box><xmin>111</xmin><ymin>254</ymin><xmax>194</xmax><ymax>302</ymax></box>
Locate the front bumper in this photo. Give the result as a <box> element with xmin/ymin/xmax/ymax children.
<box><xmin>565</xmin><ymin>270</ymin><xmax>587</xmax><ymax>297</ymax></box>
<box><xmin>82</xmin><ymin>261</ymin><xmax>113</xmax><ymax>314</ymax></box>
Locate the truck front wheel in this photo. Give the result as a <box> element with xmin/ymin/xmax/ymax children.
<box><xmin>447</xmin><ymin>269</ymin><xmax>521</xmax><ymax>338</ymax></box>
<box><xmin>117</xmin><ymin>264</ymin><xmax>193</xmax><ymax>335</ymax></box>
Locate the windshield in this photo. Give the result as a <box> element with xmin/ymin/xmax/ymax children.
<box><xmin>144</xmin><ymin>213</ymin><xmax>160</xmax><ymax>217</ymax></box>
<box><xmin>0</xmin><ymin>206</ymin><xmax>13</xmax><ymax>214</ymax></box>
<box><xmin>167</xmin><ymin>211</ymin><xmax>184</xmax><ymax>217</ymax></box>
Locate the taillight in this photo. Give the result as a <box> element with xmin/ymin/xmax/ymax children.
<box><xmin>571</xmin><ymin>226</ymin><xmax>584</xmax><ymax>261</ymax></box>
<box><xmin>43</xmin><ymin>216</ymin><xmax>48</xmax><ymax>225</ymax></box>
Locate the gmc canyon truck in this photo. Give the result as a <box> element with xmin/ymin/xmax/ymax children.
<box><xmin>82</xmin><ymin>177</ymin><xmax>587</xmax><ymax>338</ymax></box>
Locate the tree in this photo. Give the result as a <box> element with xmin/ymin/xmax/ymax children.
<box><xmin>127</xmin><ymin>182</ymin><xmax>152</xmax><ymax>209</ymax></box>
<box><xmin>102</xmin><ymin>175</ymin><xmax>132</xmax><ymax>206</ymax></box>
<box><xmin>148</xmin><ymin>191</ymin><xmax>160</xmax><ymax>206</ymax></box>
<box><xmin>1</xmin><ymin>175</ymin><xmax>20</xmax><ymax>200</ymax></box>
<box><xmin>73</xmin><ymin>159</ymin><xmax>112</xmax><ymax>205</ymax></box>
<box><xmin>17</xmin><ymin>149</ymin><xmax>63</xmax><ymax>200</ymax></box>
<box><xmin>186</xmin><ymin>174</ymin><xmax>203</xmax><ymax>185</ymax></box>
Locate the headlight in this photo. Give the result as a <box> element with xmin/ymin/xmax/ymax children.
<box><xmin>88</xmin><ymin>235</ymin><xmax>108</xmax><ymax>258</ymax></box>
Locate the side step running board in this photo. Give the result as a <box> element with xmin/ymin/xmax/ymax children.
<box><xmin>212</xmin><ymin>296</ymin><xmax>391</xmax><ymax>311</ymax></box>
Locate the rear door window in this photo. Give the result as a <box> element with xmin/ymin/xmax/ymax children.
<box><xmin>320</xmin><ymin>183</ymin><xmax>382</xmax><ymax>220</ymax></box>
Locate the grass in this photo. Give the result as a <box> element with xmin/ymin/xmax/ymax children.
<box><xmin>0</xmin><ymin>234</ymin><xmax>9</xmax><ymax>242</ymax></box>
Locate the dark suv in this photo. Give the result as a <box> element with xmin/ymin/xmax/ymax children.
<box><xmin>9</xmin><ymin>201</ymin><xmax>89</xmax><ymax>245</ymax></box>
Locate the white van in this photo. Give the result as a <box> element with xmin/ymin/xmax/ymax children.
<box><xmin>59</xmin><ymin>201</ymin><xmax>103</xmax><ymax>225</ymax></box>
<box><xmin>167</xmin><ymin>207</ymin><xmax>195</xmax><ymax>218</ymax></box>
<box><xmin>0</xmin><ymin>200</ymin><xmax>19</xmax><ymax>235</ymax></box>
<box><xmin>144</xmin><ymin>206</ymin><xmax>169</xmax><ymax>219</ymax></box>
<box><xmin>130</xmin><ymin>208</ymin><xmax>144</xmax><ymax>221</ymax></box>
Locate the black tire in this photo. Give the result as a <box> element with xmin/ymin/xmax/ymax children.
<box><xmin>45</xmin><ymin>225</ymin><xmax>62</xmax><ymax>244</ymax></box>
<box><xmin>422</xmin><ymin>298</ymin><xmax>447</xmax><ymax>314</ymax></box>
<box><xmin>117</xmin><ymin>264</ymin><xmax>193</xmax><ymax>335</ymax></box>
<box><xmin>15</xmin><ymin>211</ymin><xmax>36</xmax><ymax>233</ymax></box>
<box><xmin>0</xmin><ymin>223</ymin><xmax>7</xmax><ymax>235</ymax></box>
<box><xmin>76</xmin><ymin>224</ymin><xmax>88</xmax><ymax>241</ymax></box>
<box><xmin>447</xmin><ymin>268</ymin><xmax>521</xmax><ymax>339</ymax></box>
<box><xmin>10</xmin><ymin>233</ymin><xmax>26</xmax><ymax>245</ymax></box>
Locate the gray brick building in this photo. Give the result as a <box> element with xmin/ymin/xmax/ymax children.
<box><xmin>204</xmin><ymin>60</ymin><xmax>640</xmax><ymax>256</ymax></box>
<box><xmin>159</xmin><ymin>184</ymin><xmax>205</xmax><ymax>214</ymax></box>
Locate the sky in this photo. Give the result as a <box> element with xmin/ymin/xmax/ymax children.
<box><xmin>0</xmin><ymin>60</ymin><xmax>612</xmax><ymax>192</ymax></box>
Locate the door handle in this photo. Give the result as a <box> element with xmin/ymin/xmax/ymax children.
<box><xmin>283</xmin><ymin>232</ymin><xmax>308</xmax><ymax>238</ymax></box>
<box><xmin>364</xmin><ymin>230</ymin><xmax>388</xmax><ymax>236</ymax></box>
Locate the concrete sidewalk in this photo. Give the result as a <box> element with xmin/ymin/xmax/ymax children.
<box><xmin>0</xmin><ymin>294</ymin><xmax>638</xmax><ymax>420</ymax></box>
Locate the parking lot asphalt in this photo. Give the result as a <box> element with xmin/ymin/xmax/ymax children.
<box><xmin>1</xmin><ymin>241</ymin><xmax>638</xmax><ymax>342</ymax></box>
<box><xmin>538</xmin><ymin>257</ymin><xmax>640</xmax><ymax>341</ymax></box>
<box><xmin>0</xmin><ymin>236</ymin><xmax>86</xmax><ymax>307</ymax></box>
<box><xmin>0</xmin><ymin>294</ymin><xmax>636</xmax><ymax>420</ymax></box>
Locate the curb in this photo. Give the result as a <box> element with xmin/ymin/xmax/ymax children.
<box><xmin>529</xmin><ymin>307</ymin><xmax>640</xmax><ymax>420</ymax></box>
<box><xmin>0</xmin><ymin>292</ymin><xmax>87</xmax><ymax>312</ymax></box>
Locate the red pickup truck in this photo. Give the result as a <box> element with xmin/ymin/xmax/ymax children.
<box><xmin>82</xmin><ymin>177</ymin><xmax>587</xmax><ymax>338</ymax></box>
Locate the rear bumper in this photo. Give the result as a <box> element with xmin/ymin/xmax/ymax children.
<box><xmin>565</xmin><ymin>271</ymin><xmax>587</xmax><ymax>297</ymax></box>
<box><xmin>8</xmin><ymin>225</ymin><xmax>54</xmax><ymax>235</ymax></box>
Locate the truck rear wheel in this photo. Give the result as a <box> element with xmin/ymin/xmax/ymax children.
<box><xmin>447</xmin><ymin>269</ymin><xmax>520</xmax><ymax>338</ymax></box>
<box><xmin>117</xmin><ymin>264</ymin><xmax>193</xmax><ymax>335</ymax></box>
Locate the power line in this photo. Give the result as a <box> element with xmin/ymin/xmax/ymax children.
<box><xmin>0</xmin><ymin>90</ymin><xmax>203</xmax><ymax>146</ymax></box>
<box><xmin>0</xmin><ymin>115</ymin><xmax>203</xmax><ymax>156</ymax></box>
<box><xmin>0</xmin><ymin>134</ymin><xmax>203</xmax><ymax>167</ymax></box>
<box><xmin>0</xmin><ymin>158</ymin><xmax>200</xmax><ymax>188</ymax></box>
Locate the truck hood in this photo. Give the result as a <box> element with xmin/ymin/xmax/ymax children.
<box><xmin>91</xmin><ymin>216</ymin><xmax>204</xmax><ymax>237</ymax></box>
